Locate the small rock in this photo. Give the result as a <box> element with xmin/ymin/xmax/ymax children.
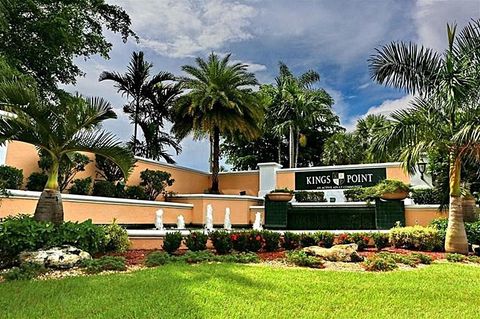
<box><xmin>19</xmin><ymin>245</ymin><xmax>92</xmax><ymax>269</ymax></box>
<box><xmin>303</xmin><ymin>244</ymin><xmax>364</xmax><ymax>262</ymax></box>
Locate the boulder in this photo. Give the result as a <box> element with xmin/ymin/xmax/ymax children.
<box><xmin>302</xmin><ymin>244</ymin><xmax>363</xmax><ymax>262</ymax></box>
<box><xmin>19</xmin><ymin>245</ymin><xmax>92</xmax><ymax>269</ymax></box>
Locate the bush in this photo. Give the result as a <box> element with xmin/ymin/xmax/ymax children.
<box><xmin>175</xmin><ymin>251</ymin><xmax>260</xmax><ymax>264</ymax></box>
<box><xmin>2</xmin><ymin>262</ymin><xmax>47</xmax><ymax>281</ymax></box>
<box><xmin>336</xmin><ymin>233</ymin><xmax>354</xmax><ymax>245</ymax></box>
<box><xmin>348</xmin><ymin>233</ymin><xmax>371</xmax><ymax>251</ymax></box>
<box><xmin>26</xmin><ymin>172</ymin><xmax>48</xmax><ymax>191</ymax></box>
<box><xmin>69</xmin><ymin>177</ymin><xmax>92</xmax><ymax>195</ymax></box>
<box><xmin>145</xmin><ymin>251</ymin><xmax>173</xmax><ymax>267</ymax></box>
<box><xmin>230</xmin><ymin>231</ymin><xmax>263</xmax><ymax>252</ymax></box>
<box><xmin>103</xmin><ymin>220</ymin><xmax>130</xmax><ymax>253</ymax></box>
<box><xmin>430</xmin><ymin>218</ymin><xmax>480</xmax><ymax>246</ymax></box>
<box><xmin>219</xmin><ymin>252</ymin><xmax>259</xmax><ymax>263</ymax></box>
<box><xmin>371</xmin><ymin>233</ymin><xmax>390</xmax><ymax>250</ymax></box>
<box><xmin>410</xmin><ymin>188</ymin><xmax>441</xmax><ymax>204</ymax></box>
<box><xmin>261</xmin><ymin>230</ymin><xmax>280</xmax><ymax>252</ymax></box>
<box><xmin>124</xmin><ymin>185</ymin><xmax>148</xmax><ymax>200</ymax></box>
<box><xmin>179</xmin><ymin>250</ymin><xmax>216</xmax><ymax>263</ymax></box>
<box><xmin>377</xmin><ymin>252</ymin><xmax>418</xmax><ymax>267</ymax></box>
<box><xmin>344</xmin><ymin>187</ymin><xmax>365</xmax><ymax>202</ymax></box>
<box><xmin>282</xmin><ymin>232</ymin><xmax>300</xmax><ymax>250</ymax></box>
<box><xmin>140</xmin><ymin>169</ymin><xmax>175</xmax><ymax>200</ymax></box>
<box><xmin>209</xmin><ymin>230</ymin><xmax>232</xmax><ymax>254</ymax></box>
<box><xmin>53</xmin><ymin>220</ymin><xmax>106</xmax><ymax>254</ymax></box>
<box><xmin>185</xmin><ymin>231</ymin><xmax>208</xmax><ymax>252</ymax></box>
<box><xmin>0</xmin><ymin>165</ymin><xmax>23</xmax><ymax>189</ymax></box>
<box><xmin>81</xmin><ymin>256</ymin><xmax>127</xmax><ymax>274</ymax></box>
<box><xmin>294</xmin><ymin>191</ymin><xmax>326</xmax><ymax>202</ymax></box>
<box><xmin>446</xmin><ymin>253</ymin><xmax>466</xmax><ymax>263</ymax></box>
<box><xmin>299</xmin><ymin>233</ymin><xmax>317</xmax><ymax>247</ymax></box>
<box><xmin>92</xmin><ymin>180</ymin><xmax>117</xmax><ymax>198</ymax></box>
<box><xmin>286</xmin><ymin>250</ymin><xmax>323</xmax><ymax>268</ymax></box>
<box><xmin>410</xmin><ymin>253</ymin><xmax>433</xmax><ymax>265</ymax></box>
<box><xmin>163</xmin><ymin>232</ymin><xmax>183</xmax><ymax>254</ymax></box>
<box><xmin>363</xmin><ymin>254</ymin><xmax>398</xmax><ymax>272</ymax></box>
<box><xmin>389</xmin><ymin>226</ymin><xmax>442</xmax><ymax>251</ymax></box>
<box><xmin>314</xmin><ymin>231</ymin><xmax>334</xmax><ymax>248</ymax></box>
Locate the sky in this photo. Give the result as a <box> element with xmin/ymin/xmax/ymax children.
<box><xmin>30</xmin><ymin>0</ymin><xmax>479</xmax><ymax>171</ymax></box>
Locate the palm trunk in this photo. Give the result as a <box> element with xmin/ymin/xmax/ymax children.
<box><xmin>132</xmin><ymin>97</ymin><xmax>140</xmax><ymax>156</ymax></box>
<box><xmin>445</xmin><ymin>155</ymin><xmax>468</xmax><ymax>254</ymax></box>
<box><xmin>294</xmin><ymin>129</ymin><xmax>300</xmax><ymax>168</ymax></box>
<box><xmin>288</xmin><ymin>125</ymin><xmax>294</xmax><ymax>168</ymax></box>
<box><xmin>34</xmin><ymin>157</ymin><xmax>64</xmax><ymax>224</ymax></box>
<box><xmin>211</xmin><ymin>127</ymin><xmax>220</xmax><ymax>194</ymax></box>
<box><xmin>277</xmin><ymin>138</ymin><xmax>282</xmax><ymax>164</ymax></box>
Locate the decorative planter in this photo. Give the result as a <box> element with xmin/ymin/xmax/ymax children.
<box><xmin>266</xmin><ymin>192</ymin><xmax>293</xmax><ymax>202</ymax></box>
<box><xmin>380</xmin><ymin>190</ymin><xmax>409</xmax><ymax>200</ymax></box>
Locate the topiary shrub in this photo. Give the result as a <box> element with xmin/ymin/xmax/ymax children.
<box><xmin>162</xmin><ymin>232</ymin><xmax>183</xmax><ymax>254</ymax></box>
<box><xmin>26</xmin><ymin>172</ymin><xmax>48</xmax><ymax>191</ymax></box>
<box><xmin>389</xmin><ymin>225</ymin><xmax>442</xmax><ymax>251</ymax></box>
<box><xmin>69</xmin><ymin>177</ymin><xmax>92</xmax><ymax>195</ymax></box>
<box><xmin>282</xmin><ymin>232</ymin><xmax>300</xmax><ymax>250</ymax></box>
<box><xmin>286</xmin><ymin>250</ymin><xmax>324</xmax><ymax>268</ymax></box>
<box><xmin>230</xmin><ymin>231</ymin><xmax>263</xmax><ymax>252</ymax></box>
<box><xmin>299</xmin><ymin>233</ymin><xmax>317</xmax><ymax>247</ymax></box>
<box><xmin>139</xmin><ymin>169</ymin><xmax>175</xmax><ymax>200</ymax></box>
<box><xmin>261</xmin><ymin>230</ymin><xmax>280</xmax><ymax>252</ymax></box>
<box><xmin>371</xmin><ymin>232</ymin><xmax>390</xmax><ymax>250</ymax></box>
<box><xmin>80</xmin><ymin>256</ymin><xmax>127</xmax><ymax>274</ymax></box>
<box><xmin>0</xmin><ymin>165</ymin><xmax>23</xmax><ymax>189</ymax></box>
<box><xmin>103</xmin><ymin>220</ymin><xmax>130</xmax><ymax>253</ymax></box>
<box><xmin>145</xmin><ymin>251</ymin><xmax>173</xmax><ymax>267</ymax></box>
<box><xmin>314</xmin><ymin>231</ymin><xmax>334</xmax><ymax>248</ymax></box>
<box><xmin>2</xmin><ymin>262</ymin><xmax>47</xmax><ymax>281</ymax></box>
<box><xmin>209</xmin><ymin>230</ymin><xmax>232</xmax><ymax>254</ymax></box>
<box><xmin>363</xmin><ymin>254</ymin><xmax>398</xmax><ymax>272</ymax></box>
<box><xmin>185</xmin><ymin>231</ymin><xmax>208</xmax><ymax>252</ymax></box>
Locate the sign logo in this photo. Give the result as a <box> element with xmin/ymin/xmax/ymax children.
<box><xmin>332</xmin><ymin>172</ymin><xmax>345</xmax><ymax>186</ymax></box>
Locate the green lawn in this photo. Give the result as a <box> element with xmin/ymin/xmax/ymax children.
<box><xmin>1</xmin><ymin>263</ymin><xmax>480</xmax><ymax>318</ymax></box>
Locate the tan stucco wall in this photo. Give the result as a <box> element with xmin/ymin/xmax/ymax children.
<box><xmin>386</xmin><ymin>166</ymin><xmax>410</xmax><ymax>184</ymax></box>
<box><xmin>276</xmin><ymin>171</ymin><xmax>295</xmax><ymax>190</ymax></box>
<box><xmin>217</xmin><ymin>172</ymin><xmax>259</xmax><ymax>196</ymax></box>
<box><xmin>405</xmin><ymin>206</ymin><xmax>447</xmax><ymax>226</ymax></box>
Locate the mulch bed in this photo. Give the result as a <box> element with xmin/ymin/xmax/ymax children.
<box><xmin>359</xmin><ymin>247</ymin><xmax>446</xmax><ymax>260</ymax></box>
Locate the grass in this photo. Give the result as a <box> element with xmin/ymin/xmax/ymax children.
<box><xmin>1</xmin><ymin>263</ymin><xmax>480</xmax><ymax>318</ymax></box>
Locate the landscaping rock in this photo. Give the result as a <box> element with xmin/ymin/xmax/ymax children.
<box><xmin>303</xmin><ymin>244</ymin><xmax>364</xmax><ymax>262</ymax></box>
<box><xmin>19</xmin><ymin>245</ymin><xmax>92</xmax><ymax>269</ymax></box>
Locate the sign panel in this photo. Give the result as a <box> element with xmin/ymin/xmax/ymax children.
<box><xmin>295</xmin><ymin>167</ymin><xmax>387</xmax><ymax>190</ymax></box>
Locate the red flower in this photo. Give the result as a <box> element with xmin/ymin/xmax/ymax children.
<box><xmin>231</xmin><ymin>234</ymin><xmax>238</xmax><ymax>241</ymax></box>
<box><xmin>256</xmin><ymin>235</ymin><xmax>262</xmax><ymax>241</ymax></box>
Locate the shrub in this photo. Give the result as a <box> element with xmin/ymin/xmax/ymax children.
<box><xmin>377</xmin><ymin>252</ymin><xmax>418</xmax><ymax>267</ymax></box>
<box><xmin>92</xmin><ymin>180</ymin><xmax>117</xmax><ymax>198</ymax></box>
<box><xmin>363</xmin><ymin>254</ymin><xmax>398</xmax><ymax>272</ymax></box>
<box><xmin>69</xmin><ymin>177</ymin><xmax>92</xmax><ymax>195</ymax></box>
<box><xmin>314</xmin><ymin>231</ymin><xmax>334</xmax><ymax>248</ymax></box>
<box><xmin>103</xmin><ymin>220</ymin><xmax>130</xmax><ymax>253</ymax></box>
<box><xmin>430</xmin><ymin>218</ymin><xmax>480</xmax><ymax>246</ymax></box>
<box><xmin>271</xmin><ymin>188</ymin><xmax>294</xmax><ymax>194</ymax></box>
<box><xmin>26</xmin><ymin>172</ymin><xmax>48</xmax><ymax>191</ymax></box>
<box><xmin>282</xmin><ymin>232</ymin><xmax>300</xmax><ymax>250</ymax></box>
<box><xmin>410</xmin><ymin>253</ymin><xmax>433</xmax><ymax>265</ymax></box>
<box><xmin>2</xmin><ymin>262</ymin><xmax>47</xmax><ymax>281</ymax></box>
<box><xmin>344</xmin><ymin>187</ymin><xmax>365</xmax><ymax>202</ymax></box>
<box><xmin>371</xmin><ymin>233</ymin><xmax>390</xmax><ymax>250</ymax></box>
<box><xmin>348</xmin><ymin>233</ymin><xmax>371</xmax><ymax>251</ymax></box>
<box><xmin>81</xmin><ymin>256</ymin><xmax>127</xmax><ymax>274</ymax></box>
<box><xmin>175</xmin><ymin>251</ymin><xmax>260</xmax><ymax>264</ymax></box>
<box><xmin>219</xmin><ymin>252</ymin><xmax>259</xmax><ymax>263</ymax></box>
<box><xmin>209</xmin><ymin>230</ymin><xmax>232</xmax><ymax>254</ymax></box>
<box><xmin>286</xmin><ymin>250</ymin><xmax>323</xmax><ymax>268</ymax></box>
<box><xmin>179</xmin><ymin>250</ymin><xmax>216</xmax><ymax>263</ymax></box>
<box><xmin>294</xmin><ymin>191</ymin><xmax>326</xmax><ymax>202</ymax></box>
<box><xmin>261</xmin><ymin>230</ymin><xmax>280</xmax><ymax>252</ymax></box>
<box><xmin>336</xmin><ymin>233</ymin><xmax>354</xmax><ymax>245</ymax></box>
<box><xmin>185</xmin><ymin>231</ymin><xmax>208</xmax><ymax>252</ymax></box>
<box><xmin>124</xmin><ymin>185</ymin><xmax>148</xmax><ymax>200</ymax></box>
<box><xmin>231</xmin><ymin>231</ymin><xmax>263</xmax><ymax>252</ymax></box>
<box><xmin>53</xmin><ymin>220</ymin><xmax>106</xmax><ymax>254</ymax></box>
<box><xmin>446</xmin><ymin>253</ymin><xmax>466</xmax><ymax>263</ymax></box>
<box><xmin>140</xmin><ymin>169</ymin><xmax>175</xmax><ymax>200</ymax></box>
<box><xmin>145</xmin><ymin>251</ymin><xmax>173</xmax><ymax>267</ymax></box>
<box><xmin>299</xmin><ymin>233</ymin><xmax>317</xmax><ymax>247</ymax></box>
<box><xmin>411</xmin><ymin>188</ymin><xmax>441</xmax><ymax>204</ymax></box>
<box><xmin>389</xmin><ymin>226</ymin><xmax>442</xmax><ymax>251</ymax></box>
<box><xmin>0</xmin><ymin>165</ymin><xmax>23</xmax><ymax>189</ymax></box>
<box><xmin>468</xmin><ymin>255</ymin><xmax>480</xmax><ymax>263</ymax></box>
<box><xmin>162</xmin><ymin>232</ymin><xmax>183</xmax><ymax>254</ymax></box>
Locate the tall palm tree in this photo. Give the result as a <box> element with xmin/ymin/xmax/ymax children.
<box><xmin>369</xmin><ymin>20</ymin><xmax>480</xmax><ymax>253</ymax></box>
<box><xmin>99</xmin><ymin>51</ymin><xmax>180</xmax><ymax>160</ymax></box>
<box><xmin>172</xmin><ymin>53</ymin><xmax>262</xmax><ymax>193</ymax></box>
<box><xmin>0</xmin><ymin>80</ymin><xmax>135</xmax><ymax>224</ymax></box>
<box><xmin>355</xmin><ymin>114</ymin><xmax>393</xmax><ymax>162</ymax></box>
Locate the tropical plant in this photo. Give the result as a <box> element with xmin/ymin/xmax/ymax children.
<box><xmin>322</xmin><ymin>132</ymin><xmax>365</xmax><ymax>165</ymax></box>
<box><xmin>0</xmin><ymin>78</ymin><xmax>135</xmax><ymax>223</ymax></box>
<box><xmin>139</xmin><ymin>169</ymin><xmax>175</xmax><ymax>200</ymax></box>
<box><xmin>100</xmin><ymin>51</ymin><xmax>181</xmax><ymax>160</ymax></box>
<box><xmin>172</xmin><ymin>53</ymin><xmax>263</xmax><ymax>193</ymax></box>
<box><xmin>369</xmin><ymin>19</ymin><xmax>480</xmax><ymax>253</ymax></box>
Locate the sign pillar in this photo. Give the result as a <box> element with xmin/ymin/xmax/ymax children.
<box><xmin>258</xmin><ymin>162</ymin><xmax>282</xmax><ymax>198</ymax></box>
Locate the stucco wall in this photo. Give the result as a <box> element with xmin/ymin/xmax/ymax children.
<box><xmin>405</xmin><ymin>205</ymin><xmax>447</xmax><ymax>226</ymax></box>
<box><xmin>217</xmin><ymin>171</ymin><xmax>259</xmax><ymax>196</ymax></box>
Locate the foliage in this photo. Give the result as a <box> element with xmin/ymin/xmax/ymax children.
<box><xmin>80</xmin><ymin>256</ymin><xmax>127</xmax><ymax>274</ymax></box>
<box><xmin>215</xmin><ymin>252</ymin><xmax>260</xmax><ymax>263</ymax></box>
<box><xmin>371</xmin><ymin>232</ymin><xmax>390</xmax><ymax>250</ymax></box>
<box><xmin>26</xmin><ymin>172</ymin><xmax>48</xmax><ymax>191</ymax></box>
<box><xmin>410</xmin><ymin>253</ymin><xmax>433</xmax><ymax>265</ymax></box>
<box><xmin>2</xmin><ymin>262</ymin><xmax>46</xmax><ymax>281</ymax></box>
<box><xmin>410</xmin><ymin>188</ymin><xmax>442</xmax><ymax>205</ymax></box>
<box><xmin>103</xmin><ymin>221</ymin><xmax>130</xmax><ymax>253</ymax></box>
<box><xmin>348</xmin><ymin>233</ymin><xmax>371</xmax><ymax>251</ymax></box>
<box><xmin>430</xmin><ymin>218</ymin><xmax>480</xmax><ymax>246</ymax></box>
<box><xmin>377</xmin><ymin>252</ymin><xmax>418</xmax><ymax>267</ymax></box>
<box><xmin>286</xmin><ymin>250</ymin><xmax>324</xmax><ymax>268</ymax></box>
<box><xmin>335</xmin><ymin>233</ymin><xmax>354</xmax><ymax>245</ymax></box>
<box><xmin>282</xmin><ymin>232</ymin><xmax>300</xmax><ymax>250</ymax></box>
<box><xmin>69</xmin><ymin>177</ymin><xmax>92</xmax><ymax>195</ymax></box>
<box><xmin>209</xmin><ymin>230</ymin><xmax>232</xmax><ymax>254</ymax></box>
<box><xmin>261</xmin><ymin>231</ymin><xmax>281</xmax><ymax>252</ymax></box>
<box><xmin>322</xmin><ymin>132</ymin><xmax>365</xmax><ymax>165</ymax></box>
<box><xmin>314</xmin><ymin>231</ymin><xmax>335</xmax><ymax>248</ymax></box>
<box><xmin>389</xmin><ymin>226</ymin><xmax>443</xmax><ymax>251</ymax></box>
<box><xmin>271</xmin><ymin>188</ymin><xmax>294</xmax><ymax>194</ymax></box>
<box><xmin>162</xmin><ymin>232</ymin><xmax>183</xmax><ymax>254</ymax></box>
<box><xmin>299</xmin><ymin>233</ymin><xmax>317</xmax><ymax>247</ymax></box>
<box><xmin>124</xmin><ymin>185</ymin><xmax>148</xmax><ymax>200</ymax></box>
<box><xmin>294</xmin><ymin>191</ymin><xmax>326</xmax><ymax>202</ymax></box>
<box><xmin>95</xmin><ymin>155</ymin><xmax>125</xmax><ymax>183</ymax></box>
<box><xmin>185</xmin><ymin>232</ymin><xmax>208</xmax><ymax>252</ymax></box>
<box><xmin>139</xmin><ymin>169</ymin><xmax>175</xmax><ymax>200</ymax></box>
<box><xmin>0</xmin><ymin>0</ymin><xmax>136</xmax><ymax>93</ymax></box>
<box><xmin>230</xmin><ymin>231</ymin><xmax>263</xmax><ymax>252</ymax></box>
<box><xmin>343</xmin><ymin>187</ymin><xmax>366</xmax><ymax>202</ymax></box>
<box><xmin>343</xmin><ymin>180</ymin><xmax>410</xmax><ymax>202</ymax></box>
<box><xmin>145</xmin><ymin>252</ymin><xmax>173</xmax><ymax>267</ymax></box>
<box><xmin>0</xmin><ymin>165</ymin><xmax>23</xmax><ymax>189</ymax></box>
<box><xmin>446</xmin><ymin>253</ymin><xmax>467</xmax><ymax>263</ymax></box>
<box><xmin>148</xmin><ymin>250</ymin><xmax>260</xmax><ymax>265</ymax></box>
<box><xmin>54</xmin><ymin>220</ymin><xmax>107</xmax><ymax>254</ymax></box>
<box><xmin>362</xmin><ymin>254</ymin><xmax>398</xmax><ymax>272</ymax></box>
<box><xmin>92</xmin><ymin>181</ymin><xmax>118</xmax><ymax>198</ymax></box>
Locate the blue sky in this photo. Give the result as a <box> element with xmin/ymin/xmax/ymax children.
<box><xmin>56</xmin><ymin>0</ymin><xmax>480</xmax><ymax>171</ymax></box>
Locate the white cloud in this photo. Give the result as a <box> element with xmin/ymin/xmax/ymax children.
<box><xmin>364</xmin><ymin>95</ymin><xmax>414</xmax><ymax>117</ymax></box>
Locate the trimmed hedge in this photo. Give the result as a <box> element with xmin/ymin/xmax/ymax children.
<box><xmin>389</xmin><ymin>226</ymin><xmax>442</xmax><ymax>251</ymax></box>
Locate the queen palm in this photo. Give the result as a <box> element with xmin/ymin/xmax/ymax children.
<box><xmin>369</xmin><ymin>20</ymin><xmax>480</xmax><ymax>253</ymax></box>
<box><xmin>172</xmin><ymin>53</ymin><xmax>262</xmax><ymax>193</ymax></box>
<box><xmin>0</xmin><ymin>79</ymin><xmax>135</xmax><ymax>224</ymax></box>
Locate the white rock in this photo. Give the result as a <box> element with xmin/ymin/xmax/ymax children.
<box><xmin>19</xmin><ymin>245</ymin><xmax>92</xmax><ymax>269</ymax></box>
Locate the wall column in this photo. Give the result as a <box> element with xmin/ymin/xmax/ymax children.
<box><xmin>257</xmin><ymin>162</ymin><xmax>282</xmax><ymax>198</ymax></box>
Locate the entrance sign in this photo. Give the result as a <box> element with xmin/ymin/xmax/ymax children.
<box><xmin>295</xmin><ymin>168</ymin><xmax>386</xmax><ymax>190</ymax></box>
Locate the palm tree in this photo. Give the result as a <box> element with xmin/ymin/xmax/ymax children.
<box><xmin>99</xmin><ymin>51</ymin><xmax>180</xmax><ymax>160</ymax></box>
<box><xmin>269</xmin><ymin>62</ymin><xmax>335</xmax><ymax>168</ymax></box>
<box><xmin>355</xmin><ymin>114</ymin><xmax>393</xmax><ymax>162</ymax></box>
<box><xmin>172</xmin><ymin>53</ymin><xmax>262</xmax><ymax>193</ymax></box>
<box><xmin>322</xmin><ymin>132</ymin><xmax>364</xmax><ymax>165</ymax></box>
<box><xmin>0</xmin><ymin>80</ymin><xmax>135</xmax><ymax>224</ymax></box>
<box><xmin>369</xmin><ymin>20</ymin><xmax>480</xmax><ymax>253</ymax></box>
